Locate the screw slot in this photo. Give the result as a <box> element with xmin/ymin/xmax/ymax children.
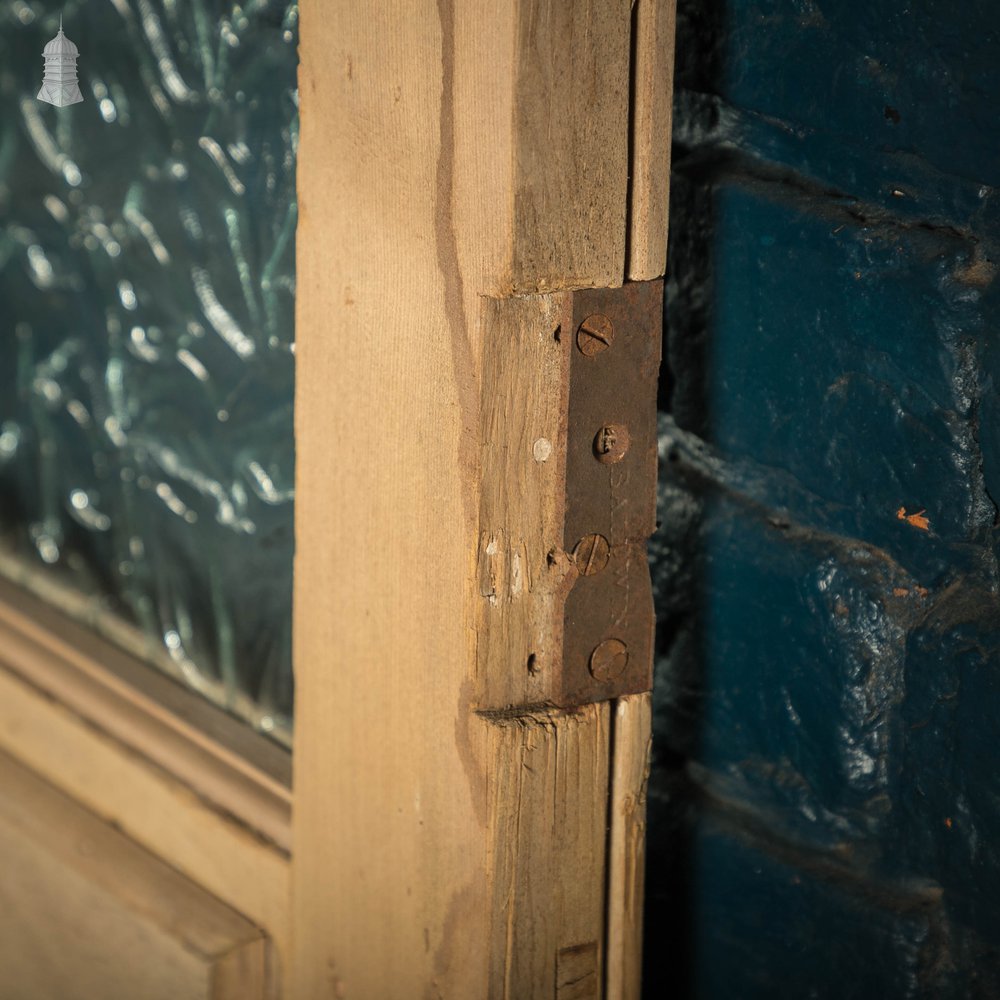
<box><xmin>589</xmin><ymin>639</ymin><xmax>629</xmax><ymax>682</ymax></box>
<box><xmin>576</xmin><ymin>314</ymin><xmax>614</xmax><ymax>357</ymax></box>
<box><xmin>571</xmin><ymin>534</ymin><xmax>611</xmax><ymax>576</ymax></box>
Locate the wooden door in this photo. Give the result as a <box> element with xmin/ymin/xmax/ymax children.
<box><xmin>292</xmin><ymin>2</ymin><xmax>676</xmax><ymax>996</ymax></box>
<box><xmin>0</xmin><ymin>3</ymin><xmax>677</xmax><ymax>997</ymax></box>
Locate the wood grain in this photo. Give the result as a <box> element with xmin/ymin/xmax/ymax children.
<box><xmin>0</xmin><ymin>573</ymin><xmax>291</xmax><ymax>851</ymax></box>
<box><xmin>486</xmin><ymin>704</ymin><xmax>610</xmax><ymax>1000</ymax></box>
<box><xmin>606</xmin><ymin>693</ymin><xmax>653</xmax><ymax>1000</ymax></box>
<box><xmin>476</xmin><ymin>291</ymin><xmax>574</xmax><ymax>710</ymax></box>
<box><xmin>627</xmin><ymin>0</ymin><xmax>678</xmax><ymax>281</ymax></box>
<box><xmin>0</xmin><ymin>665</ymin><xmax>291</xmax><ymax>968</ymax></box>
<box><xmin>293</xmin><ymin>0</ymin><xmax>643</xmax><ymax>995</ymax></box>
<box><xmin>456</xmin><ymin>0</ymin><xmax>632</xmax><ymax>300</ymax></box>
<box><xmin>0</xmin><ymin>750</ymin><xmax>270</xmax><ymax>1000</ymax></box>
<box><xmin>293</xmin><ymin>2</ymin><xmax>489</xmax><ymax>994</ymax></box>
<box><xmin>213</xmin><ymin>939</ymin><xmax>272</xmax><ymax>1000</ymax></box>
<box><xmin>0</xmin><ymin>1</ymin><xmax>676</xmax><ymax>996</ymax></box>
<box><xmin>509</xmin><ymin>0</ymin><xmax>632</xmax><ymax>293</ymax></box>
<box><xmin>0</xmin><ymin>545</ymin><xmax>291</xmax><ymax>747</ymax></box>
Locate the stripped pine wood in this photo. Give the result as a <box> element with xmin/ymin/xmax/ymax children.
<box><xmin>0</xmin><ymin>666</ymin><xmax>291</xmax><ymax>965</ymax></box>
<box><xmin>606</xmin><ymin>693</ymin><xmax>654</xmax><ymax>1000</ymax></box>
<box><xmin>485</xmin><ymin>703</ymin><xmax>611</xmax><ymax>1000</ymax></box>
<box><xmin>0</xmin><ymin>750</ymin><xmax>272</xmax><ymax>1000</ymax></box>
<box><xmin>0</xmin><ymin>573</ymin><xmax>291</xmax><ymax>850</ymax></box>
<box><xmin>0</xmin><ymin>0</ymin><xmax>677</xmax><ymax>996</ymax></box>
<box><xmin>293</xmin><ymin>0</ymin><xmax>634</xmax><ymax>996</ymax></box>
<box><xmin>293</xmin><ymin>2</ymin><xmax>491</xmax><ymax>993</ymax></box>
<box><xmin>477</xmin><ymin>291</ymin><xmax>574</xmax><ymax>709</ymax></box>
<box><xmin>627</xmin><ymin>0</ymin><xmax>678</xmax><ymax>280</ymax></box>
<box><xmin>213</xmin><ymin>940</ymin><xmax>272</xmax><ymax>1000</ymax></box>
<box><xmin>508</xmin><ymin>0</ymin><xmax>632</xmax><ymax>292</ymax></box>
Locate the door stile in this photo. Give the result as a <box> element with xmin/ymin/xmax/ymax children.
<box><xmin>292</xmin><ymin>2</ymin><xmax>676</xmax><ymax>996</ymax></box>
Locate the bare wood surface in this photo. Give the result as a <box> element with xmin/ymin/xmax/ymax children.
<box><xmin>486</xmin><ymin>704</ymin><xmax>610</xmax><ymax>1000</ymax></box>
<box><xmin>0</xmin><ymin>750</ymin><xmax>270</xmax><ymax>1000</ymax></box>
<box><xmin>627</xmin><ymin>0</ymin><xmax>678</xmax><ymax>280</ymax></box>
<box><xmin>293</xmin><ymin>3</ymin><xmax>490</xmax><ymax>994</ymax></box>
<box><xmin>294</xmin><ymin>0</ymin><xmax>642</xmax><ymax>995</ymax></box>
<box><xmin>606</xmin><ymin>693</ymin><xmax>653</xmax><ymax>1000</ymax></box>
<box><xmin>213</xmin><ymin>939</ymin><xmax>272</xmax><ymax>1000</ymax></box>
<box><xmin>0</xmin><ymin>545</ymin><xmax>291</xmax><ymax>747</ymax></box>
<box><xmin>477</xmin><ymin>291</ymin><xmax>574</xmax><ymax>709</ymax></box>
<box><xmin>0</xmin><ymin>664</ymin><xmax>291</xmax><ymax>966</ymax></box>
<box><xmin>0</xmin><ymin>1</ymin><xmax>675</xmax><ymax>996</ymax></box>
<box><xmin>454</xmin><ymin>0</ymin><xmax>631</xmax><ymax>300</ymax></box>
<box><xmin>0</xmin><ymin>573</ymin><xmax>291</xmax><ymax>850</ymax></box>
<box><xmin>508</xmin><ymin>0</ymin><xmax>632</xmax><ymax>292</ymax></box>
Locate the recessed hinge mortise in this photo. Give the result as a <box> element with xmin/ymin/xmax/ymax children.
<box><xmin>476</xmin><ymin>280</ymin><xmax>663</xmax><ymax>713</ymax></box>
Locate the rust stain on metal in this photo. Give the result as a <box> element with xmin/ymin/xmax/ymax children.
<box><xmin>575</xmin><ymin>313</ymin><xmax>615</xmax><ymax>356</ymax></box>
<box><xmin>571</xmin><ymin>533</ymin><xmax>611</xmax><ymax>576</ymax></box>
<box><xmin>559</xmin><ymin>280</ymin><xmax>662</xmax><ymax>706</ymax></box>
<box><xmin>593</xmin><ymin>422</ymin><xmax>630</xmax><ymax>464</ymax></box>
<box><xmin>589</xmin><ymin>638</ymin><xmax>629</xmax><ymax>682</ymax></box>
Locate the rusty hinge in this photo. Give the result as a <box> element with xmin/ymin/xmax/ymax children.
<box><xmin>475</xmin><ymin>279</ymin><xmax>662</xmax><ymax>715</ymax></box>
<box><xmin>558</xmin><ymin>279</ymin><xmax>661</xmax><ymax>707</ymax></box>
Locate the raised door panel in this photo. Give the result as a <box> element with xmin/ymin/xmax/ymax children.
<box><xmin>0</xmin><ymin>750</ymin><xmax>273</xmax><ymax>1000</ymax></box>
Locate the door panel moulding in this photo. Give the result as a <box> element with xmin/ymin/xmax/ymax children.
<box><xmin>0</xmin><ymin>575</ymin><xmax>291</xmax><ymax>967</ymax></box>
<box><xmin>0</xmin><ymin>572</ymin><xmax>291</xmax><ymax>850</ymax></box>
<box><xmin>0</xmin><ymin>748</ymin><xmax>277</xmax><ymax>1000</ymax></box>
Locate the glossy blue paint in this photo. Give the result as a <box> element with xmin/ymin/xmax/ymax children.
<box><xmin>647</xmin><ymin>1</ymin><xmax>1000</xmax><ymax>995</ymax></box>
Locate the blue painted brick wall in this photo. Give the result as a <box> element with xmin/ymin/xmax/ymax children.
<box><xmin>646</xmin><ymin>2</ymin><xmax>1000</xmax><ymax>996</ymax></box>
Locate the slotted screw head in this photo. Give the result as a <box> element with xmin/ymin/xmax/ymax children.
<box><xmin>589</xmin><ymin>639</ymin><xmax>629</xmax><ymax>682</ymax></box>
<box><xmin>593</xmin><ymin>423</ymin><xmax>630</xmax><ymax>464</ymax></box>
<box><xmin>576</xmin><ymin>314</ymin><xmax>615</xmax><ymax>356</ymax></box>
<box><xmin>571</xmin><ymin>533</ymin><xmax>611</xmax><ymax>576</ymax></box>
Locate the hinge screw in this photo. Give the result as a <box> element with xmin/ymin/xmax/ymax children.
<box><xmin>576</xmin><ymin>314</ymin><xmax>614</xmax><ymax>356</ymax></box>
<box><xmin>593</xmin><ymin>423</ymin><xmax>629</xmax><ymax>464</ymax></box>
<box><xmin>589</xmin><ymin>639</ymin><xmax>629</xmax><ymax>682</ymax></box>
<box><xmin>571</xmin><ymin>533</ymin><xmax>610</xmax><ymax>576</ymax></box>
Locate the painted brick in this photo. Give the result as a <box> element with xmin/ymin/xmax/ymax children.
<box><xmin>647</xmin><ymin>0</ymin><xmax>1000</xmax><ymax>994</ymax></box>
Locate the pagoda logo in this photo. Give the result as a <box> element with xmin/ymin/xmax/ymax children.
<box><xmin>37</xmin><ymin>16</ymin><xmax>83</xmax><ymax>107</ymax></box>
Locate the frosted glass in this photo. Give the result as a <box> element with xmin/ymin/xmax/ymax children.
<box><xmin>0</xmin><ymin>1</ymin><xmax>298</xmax><ymax>738</ymax></box>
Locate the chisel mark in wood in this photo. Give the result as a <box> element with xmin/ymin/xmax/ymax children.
<box><xmin>556</xmin><ymin>941</ymin><xmax>599</xmax><ymax>999</ymax></box>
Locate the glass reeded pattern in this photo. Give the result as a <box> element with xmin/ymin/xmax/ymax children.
<box><xmin>0</xmin><ymin>1</ymin><xmax>298</xmax><ymax>738</ymax></box>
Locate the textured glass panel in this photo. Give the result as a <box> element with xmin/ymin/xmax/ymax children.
<box><xmin>0</xmin><ymin>1</ymin><xmax>297</xmax><ymax>739</ymax></box>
